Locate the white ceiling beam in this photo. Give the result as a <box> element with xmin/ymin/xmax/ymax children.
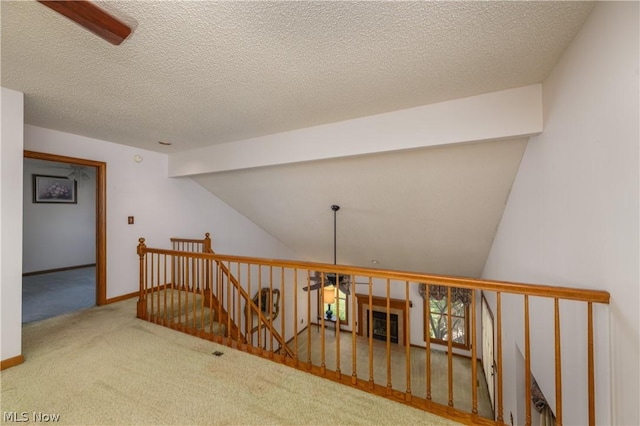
<box><xmin>168</xmin><ymin>84</ymin><xmax>542</xmax><ymax>177</ymax></box>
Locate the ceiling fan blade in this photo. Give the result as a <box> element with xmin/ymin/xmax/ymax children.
<box><xmin>38</xmin><ymin>0</ymin><xmax>132</xmax><ymax>45</ymax></box>
<box><xmin>338</xmin><ymin>282</ymin><xmax>351</xmax><ymax>296</ymax></box>
<box><xmin>303</xmin><ymin>283</ymin><xmax>323</xmax><ymax>292</ymax></box>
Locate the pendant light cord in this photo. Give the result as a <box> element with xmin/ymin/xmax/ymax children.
<box><xmin>331</xmin><ymin>205</ymin><xmax>340</xmax><ymax>265</ymax></box>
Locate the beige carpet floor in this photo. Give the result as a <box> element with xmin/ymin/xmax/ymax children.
<box><xmin>294</xmin><ymin>327</ymin><xmax>494</xmax><ymax>419</ymax></box>
<box><xmin>1</xmin><ymin>298</ymin><xmax>461</xmax><ymax>425</ymax></box>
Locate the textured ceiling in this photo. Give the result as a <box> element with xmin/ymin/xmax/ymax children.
<box><xmin>3</xmin><ymin>1</ymin><xmax>594</xmax><ymax>277</ymax></box>
<box><xmin>2</xmin><ymin>1</ymin><xmax>593</xmax><ymax>153</ymax></box>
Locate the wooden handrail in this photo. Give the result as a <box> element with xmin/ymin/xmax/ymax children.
<box><xmin>170</xmin><ymin>237</ymin><xmax>210</xmax><ymax>244</ymax></box>
<box><xmin>140</xmin><ymin>247</ymin><xmax>610</xmax><ymax>304</ymax></box>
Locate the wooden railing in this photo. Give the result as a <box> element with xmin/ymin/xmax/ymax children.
<box><xmin>139</xmin><ymin>235</ymin><xmax>293</xmax><ymax>357</ymax></box>
<box><xmin>170</xmin><ymin>234</ymin><xmax>245</xmax><ymax>343</ymax></box>
<box><xmin>137</xmin><ymin>235</ymin><xmax>610</xmax><ymax>426</ymax></box>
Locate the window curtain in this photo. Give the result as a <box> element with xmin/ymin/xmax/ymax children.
<box><xmin>418</xmin><ymin>283</ymin><xmax>472</xmax><ymax>306</ymax></box>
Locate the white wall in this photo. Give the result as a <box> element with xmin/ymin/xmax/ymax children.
<box><xmin>22</xmin><ymin>160</ymin><xmax>96</xmax><ymax>273</ymax></box>
<box><xmin>24</xmin><ymin>125</ymin><xmax>296</xmax><ymax>299</ymax></box>
<box><xmin>482</xmin><ymin>3</ymin><xmax>639</xmax><ymax>425</ymax></box>
<box><xmin>0</xmin><ymin>87</ymin><xmax>24</xmax><ymax>361</ymax></box>
<box><xmin>169</xmin><ymin>85</ymin><xmax>542</xmax><ymax>176</ymax></box>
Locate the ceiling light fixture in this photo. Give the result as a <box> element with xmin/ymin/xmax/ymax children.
<box><xmin>67</xmin><ymin>165</ymin><xmax>90</xmax><ymax>181</ymax></box>
<box><xmin>303</xmin><ymin>205</ymin><xmax>368</xmax><ymax>297</ymax></box>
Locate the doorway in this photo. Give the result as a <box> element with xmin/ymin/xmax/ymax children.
<box><xmin>482</xmin><ymin>292</ymin><xmax>496</xmax><ymax>414</ymax></box>
<box><xmin>23</xmin><ymin>150</ymin><xmax>107</xmax><ymax>306</ymax></box>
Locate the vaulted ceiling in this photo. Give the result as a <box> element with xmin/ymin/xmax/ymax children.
<box><xmin>1</xmin><ymin>1</ymin><xmax>595</xmax><ymax>276</ymax></box>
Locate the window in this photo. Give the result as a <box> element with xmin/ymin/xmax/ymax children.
<box><xmin>421</xmin><ymin>284</ymin><xmax>470</xmax><ymax>349</ymax></box>
<box><xmin>321</xmin><ymin>288</ymin><xmax>348</xmax><ymax>323</ymax></box>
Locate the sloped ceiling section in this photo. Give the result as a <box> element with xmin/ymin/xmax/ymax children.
<box><xmin>193</xmin><ymin>138</ymin><xmax>528</xmax><ymax>277</ymax></box>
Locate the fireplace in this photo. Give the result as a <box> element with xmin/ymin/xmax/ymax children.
<box><xmin>367</xmin><ymin>310</ymin><xmax>399</xmax><ymax>344</ymax></box>
<box><xmin>356</xmin><ymin>294</ymin><xmax>407</xmax><ymax>346</ymax></box>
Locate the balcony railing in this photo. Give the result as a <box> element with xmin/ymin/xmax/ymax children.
<box><xmin>137</xmin><ymin>235</ymin><xmax>609</xmax><ymax>425</ymax></box>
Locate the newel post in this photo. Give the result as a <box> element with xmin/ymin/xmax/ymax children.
<box><xmin>203</xmin><ymin>232</ymin><xmax>213</xmax><ymax>253</ymax></box>
<box><xmin>203</xmin><ymin>233</ymin><xmax>213</xmax><ymax>299</ymax></box>
<box><xmin>137</xmin><ymin>238</ymin><xmax>147</xmax><ymax>318</ymax></box>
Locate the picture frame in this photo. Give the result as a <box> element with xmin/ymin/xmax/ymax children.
<box><xmin>33</xmin><ymin>174</ymin><xmax>77</xmax><ymax>204</ymax></box>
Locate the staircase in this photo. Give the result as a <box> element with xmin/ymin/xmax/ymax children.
<box><xmin>137</xmin><ymin>235</ymin><xmax>291</xmax><ymax>356</ymax></box>
<box><xmin>141</xmin><ymin>287</ymin><xmax>226</xmax><ymax>337</ymax></box>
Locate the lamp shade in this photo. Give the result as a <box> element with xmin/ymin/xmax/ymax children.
<box><xmin>323</xmin><ymin>286</ymin><xmax>336</xmax><ymax>304</ymax></box>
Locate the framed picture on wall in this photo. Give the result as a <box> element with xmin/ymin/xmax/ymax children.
<box><xmin>33</xmin><ymin>174</ymin><xmax>77</xmax><ymax>204</ymax></box>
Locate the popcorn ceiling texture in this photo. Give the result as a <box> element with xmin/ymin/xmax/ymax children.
<box><xmin>2</xmin><ymin>1</ymin><xmax>593</xmax><ymax>152</ymax></box>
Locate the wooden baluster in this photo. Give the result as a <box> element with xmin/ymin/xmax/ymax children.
<box><xmin>178</xmin><ymin>256</ymin><xmax>183</xmax><ymax>327</ymax></box>
<box><xmin>386</xmin><ymin>278</ymin><xmax>392</xmax><ymax>394</ymax></box>
<box><xmin>336</xmin><ymin>276</ymin><xmax>341</xmax><ymax>379</ymax></box>
<box><xmin>208</xmin><ymin>257</ymin><xmax>214</xmax><ymax>335</ymax></box>
<box><xmin>368</xmin><ymin>277</ymin><xmax>374</xmax><ymax>389</ymax></box>
<box><xmin>228</xmin><ymin>262</ymin><xmax>239</xmax><ymax>339</ymax></box>
<box><xmin>200</xmin><ymin>258</ymin><xmax>205</xmax><ymax>331</ymax></box>
<box><xmin>497</xmin><ymin>292</ymin><xmax>504</xmax><ymax>423</ymax></box>
<box><xmin>555</xmin><ymin>298</ymin><xmax>563</xmax><ymax>426</ymax></box>
<box><xmin>269</xmin><ymin>265</ymin><xmax>274</xmax><ymax>357</ymax></box>
<box><xmin>426</xmin><ymin>283</ymin><xmax>432</xmax><ymax>403</ymax></box>
<box><xmin>306</xmin><ymin>270</ymin><xmax>312</xmax><ymax>367</ymax></box>
<box><xmin>155</xmin><ymin>253</ymin><xmax>160</xmax><ymax>322</ymax></box>
<box><xmin>170</xmin><ymin>252</ymin><xmax>175</xmax><ymax>326</ymax></box>
<box><xmin>333</xmin><ymin>273</ymin><xmax>341</xmax><ymax>379</ymax></box>
<box><xmin>588</xmin><ymin>302</ymin><xmax>595</xmax><ymax>426</ymax></box>
<box><xmin>447</xmin><ymin>286</ymin><xmax>453</xmax><ymax>407</ymax></box>
<box><xmin>238</xmin><ymin>262</ymin><xmax>242</xmax><ymax>345</ymax></box>
<box><xmin>188</xmin><ymin>256</ymin><xmax>193</xmax><ymax>328</ymax></box>
<box><xmin>351</xmin><ymin>274</ymin><xmax>357</xmax><ymax>385</ymax></box>
<box><xmin>217</xmin><ymin>262</ymin><xmax>223</xmax><ymax>340</ymax></box>
<box><xmin>258</xmin><ymin>266</ymin><xmax>262</xmax><ymax>352</ymax></box>
<box><xmin>524</xmin><ymin>295</ymin><xmax>532</xmax><ymax>425</ymax></box>
<box><xmin>226</xmin><ymin>261</ymin><xmax>232</xmax><ymax>346</ymax></box>
<box><xmin>320</xmin><ymin>272</ymin><xmax>326</xmax><ymax>375</ymax></box>
<box><xmin>293</xmin><ymin>268</ymin><xmax>298</xmax><ymax>365</ymax></box>
<box><xmin>163</xmin><ymin>254</ymin><xmax>168</xmax><ymax>325</ymax></box>
<box><xmin>405</xmin><ymin>281</ymin><xmax>412</xmax><ymax>401</ymax></box>
<box><xmin>471</xmin><ymin>288</ymin><xmax>478</xmax><ymax>415</ymax></box>
<box><xmin>204</xmin><ymin>255</ymin><xmax>210</xmax><ymax>306</ymax></box>
<box><xmin>150</xmin><ymin>254</ymin><xmax>156</xmax><ymax>319</ymax></box>
<box><xmin>185</xmin><ymin>256</ymin><xmax>190</xmax><ymax>328</ymax></box>
<box><xmin>247</xmin><ymin>263</ymin><xmax>252</xmax><ymax>351</ymax></box>
<box><xmin>192</xmin><ymin>257</ymin><xmax>197</xmax><ymax>329</ymax></box>
<box><xmin>281</xmin><ymin>267</ymin><xmax>286</xmax><ymax>362</ymax></box>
